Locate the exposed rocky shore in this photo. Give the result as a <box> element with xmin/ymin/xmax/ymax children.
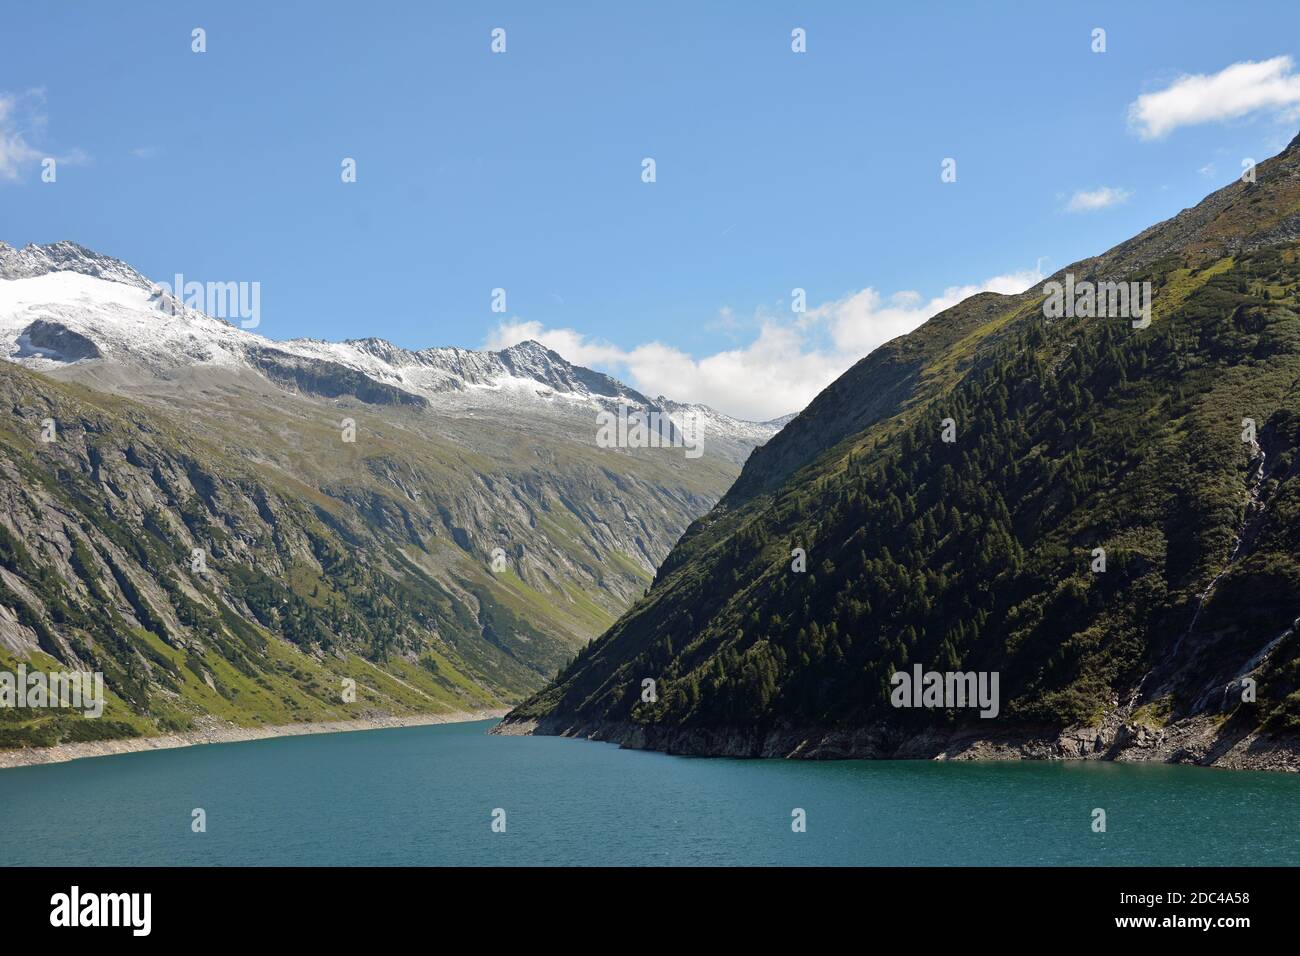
<box><xmin>493</xmin><ymin>712</ymin><xmax>1299</xmax><ymax>772</ymax></box>
<box><xmin>0</xmin><ymin>708</ymin><xmax>508</xmax><ymax>770</ymax></box>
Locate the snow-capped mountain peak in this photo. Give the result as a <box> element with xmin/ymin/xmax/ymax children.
<box><xmin>0</xmin><ymin>242</ymin><xmax>788</xmax><ymax>459</ymax></box>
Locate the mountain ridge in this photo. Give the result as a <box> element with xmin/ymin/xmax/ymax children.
<box><xmin>723</xmin><ymin>132</ymin><xmax>1300</xmax><ymax>510</ymax></box>
<box><xmin>0</xmin><ymin>243</ymin><xmax>791</xmax><ymax>439</ymax></box>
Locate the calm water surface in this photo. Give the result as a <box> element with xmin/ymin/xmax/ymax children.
<box><xmin>2</xmin><ymin>719</ymin><xmax>1297</xmax><ymax>866</ymax></box>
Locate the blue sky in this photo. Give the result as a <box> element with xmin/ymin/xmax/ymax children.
<box><xmin>3</xmin><ymin>1</ymin><xmax>1300</xmax><ymax>419</ymax></box>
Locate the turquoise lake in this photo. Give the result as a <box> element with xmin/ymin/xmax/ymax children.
<box><xmin>2</xmin><ymin>718</ymin><xmax>1297</xmax><ymax>866</ymax></box>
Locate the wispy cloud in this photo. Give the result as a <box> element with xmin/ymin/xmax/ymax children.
<box><xmin>1128</xmin><ymin>55</ymin><xmax>1300</xmax><ymax>140</ymax></box>
<box><xmin>130</xmin><ymin>146</ymin><xmax>158</xmax><ymax>159</ymax></box>
<box><xmin>484</xmin><ymin>266</ymin><xmax>1044</xmax><ymax>421</ymax></box>
<box><xmin>0</xmin><ymin>89</ymin><xmax>86</xmax><ymax>182</ymax></box>
<box><xmin>1065</xmin><ymin>186</ymin><xmax>1132</xmax><ymax>213</ymax></box>
<box><xmin>0</xmin><ymin>92</ymin><xmax>43</xmax><ymax>181</ymax></box>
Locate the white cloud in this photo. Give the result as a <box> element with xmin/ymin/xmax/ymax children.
<box><xmin>0</xmin><ymin>93</ymin><xmax>42</xmax><ymax>181</ymax></box>
<box><xmin>1128</xmin><ymin>56</ymin><xmax>1300</xmax><ymax>140</ymax></box>
<box><xmin>1065</xmin><ymin>186</ymin><xmax>1132</xmax><ymax>213</ymax></box>
<box><xmin>0</xmin><ymin>89</ymin><xmax>85</xmax><ymax>182</ymax></box>
<box><xmin>484</xmin><ymin>265</ymin><xmax>1044</xmax><ymax>422</ymax></box>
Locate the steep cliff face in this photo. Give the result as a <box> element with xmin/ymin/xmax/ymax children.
<box><xmin>503</xmin><ymin>136</ymin><xmax>1300</xmax><ymax>769</ymax></box>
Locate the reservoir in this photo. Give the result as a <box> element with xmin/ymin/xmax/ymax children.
<box><xmin>1</xmin><ymin>718</ymin><xmax>1297</xmax><ymax>866</ymax></box>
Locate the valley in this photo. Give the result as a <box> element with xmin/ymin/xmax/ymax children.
<box><xmin>0</xmin><ymin>243</ymin><xmax>785</xmax><ymax>754</ymax></box>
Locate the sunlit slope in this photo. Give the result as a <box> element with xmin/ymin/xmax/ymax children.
<box><xmin>0</xmin><ymin>357</ymin><xmax>736</xmax><ymax>748</ymax></box>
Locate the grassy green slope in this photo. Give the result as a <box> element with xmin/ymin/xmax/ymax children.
<box><xmin>0</xmin><ymin>365</ymin><xmax>529</xmax><ymax>747</ymax></box>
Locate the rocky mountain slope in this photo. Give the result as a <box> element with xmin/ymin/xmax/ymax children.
<box><xmin>502</xmin><ymin>132</ymin><xmax>1300</xmax><ymax>770</ymax></box>
<box><xmin>0</xmin><ymin>245</ymin><xmax>785</xmax><ymax>750</ymax></box>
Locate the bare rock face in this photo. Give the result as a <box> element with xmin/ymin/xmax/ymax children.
<box><xmin>248</xmin><ymin>347</ymin><xmax>430</xmax><ymax>407</ymax></box>
<box><xmin>17</xmin><ymin>320</ymin><xmax>102</xmax><ymax>362</ymax></box>
<box><xmin>0</xmin><ymin>241</ymin><xmax>154</xmax><ymax>289</ymax></box>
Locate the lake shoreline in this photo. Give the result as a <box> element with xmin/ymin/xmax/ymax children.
<box><xmin>0</xmin><ymin>708</ymin><xmax>509</xmax><ymax>770</ymax></box>
<box><xmin>494</xmin><ymin>712</ymin><xmax>1300</xmax><ymax>772</ymax></box>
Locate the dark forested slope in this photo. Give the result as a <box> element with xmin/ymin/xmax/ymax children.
<box><xmin>503</xmin><ymin>134</ymin><xmax>1300</xmax><ymax>769</ymax></box>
